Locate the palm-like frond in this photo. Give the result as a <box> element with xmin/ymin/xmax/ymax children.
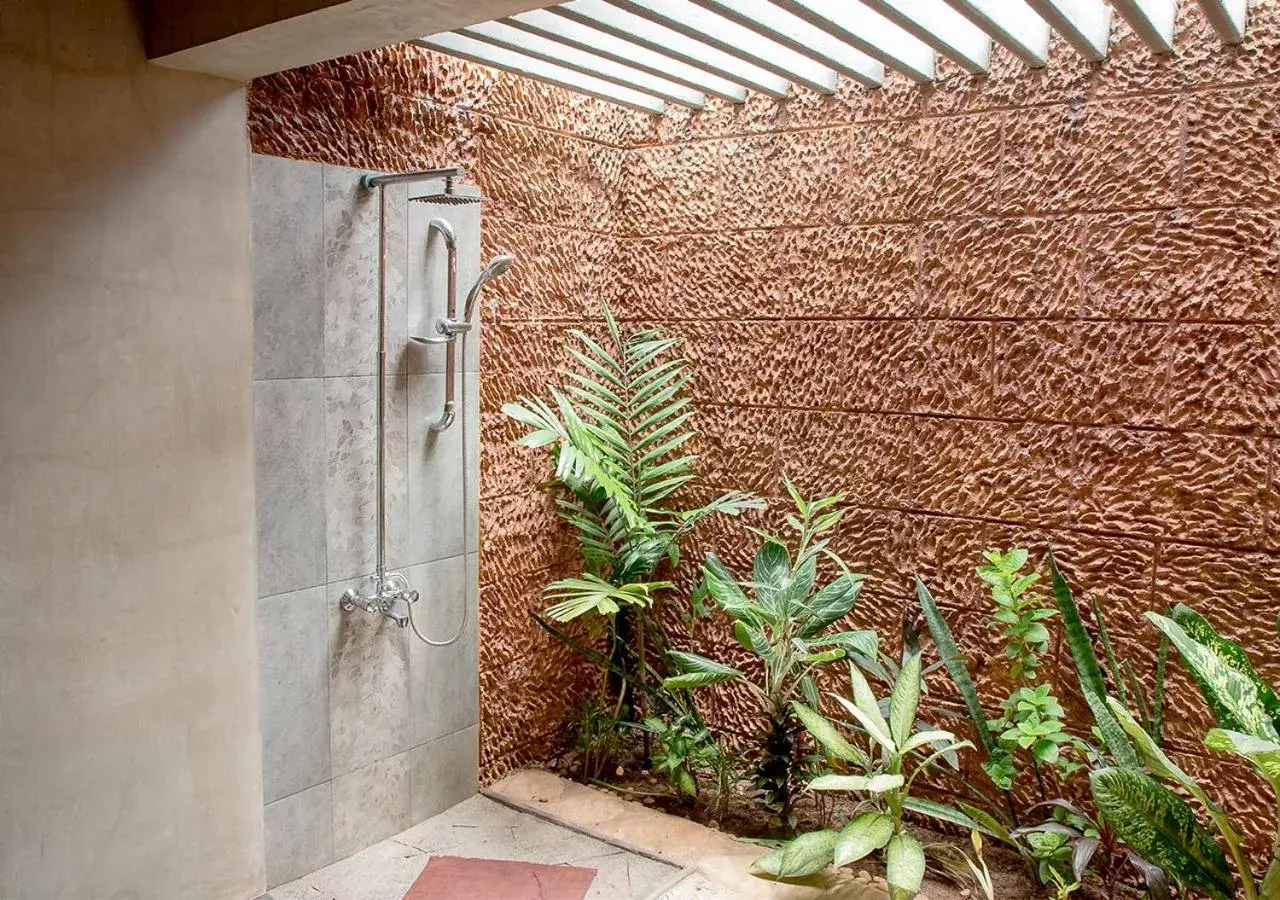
<box><xmin>504</xmin><ymin>304</ymin><xmax>762</xmax><ymax>614</ymax></box>
<box><xmin>543</xmin><ymin>575</ymin><xmax>673</xmax><ymax>623</ymax></box>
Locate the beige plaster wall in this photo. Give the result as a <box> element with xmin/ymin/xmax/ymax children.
<box><xmin>0</xmin><ymin>2</ymin><xmax>264</xmax><ymax>898</ymax></box>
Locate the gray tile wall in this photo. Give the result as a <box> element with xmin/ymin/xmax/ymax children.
<box><xmin>251</xmin><ymin>155</ymin><xmax>481</xmax><ymax>888</ymax></box>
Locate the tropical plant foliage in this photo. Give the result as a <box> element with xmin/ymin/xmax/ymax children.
<box><xmin>503</xmin><ymin>305</ymin><xmax>762</xmax><ymax>623</ymax></box>
<box><xmin>504</xmin><ymin>304</ymin><xmax>762</xmax><ymax>738</ymax></box>
<box><xmin>1146</xmin><ymin>604</ymin><xmax>1280</xmax><ymax>899</ymax></box>
<box><xmin>663</xmin><ymin>480</ymin><xmax>870</xmax><ymax>827</ymax></box>
<box><xmin>752</xmin><ymin>647</ymin><xmax>975</xmax><ymax>900</ymax></box>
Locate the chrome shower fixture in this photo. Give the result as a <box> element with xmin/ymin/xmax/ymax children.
<box><xmin>340</xmin><ymin>571</ymin><xmax>418</xmax><ymax>628</ymax></box>
<box><xmin>462</xmin><ymin>254</ymin><xmax>515</xmax><ymax>326</ymax></box>
<box><xmin>408</xmin><ymin>175</ymin><xmax>484</xmax><ymax>206</ymax></box>
<box><xmin>411</xmin><ymin>251</ymin><xmax>514</xmax><ymax>433</ymax></box>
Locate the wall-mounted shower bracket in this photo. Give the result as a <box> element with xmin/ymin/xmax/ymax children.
<box><xmin>340</xmin><ymin>571</ymin><xmax>419</xmax><ymax>628</ymax></box>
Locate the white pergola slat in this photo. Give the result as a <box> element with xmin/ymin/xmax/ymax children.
<box><xmin>609</xmin><ymin>0</ymin><xmax>841</xmax><ymax>94</ymax></box>
<box><xmin>1196</xmin><ymin>0</ymin><xmax>1248</xmax><ymax>44</ymax></box>
<box><xmin>771</xmin><ymin>0</ymin><xmax>936</xmax><ymax>82</ymax></box>
<box><xmin>419</xmin><ymin>0</ymin><xmax>1251</xmax><ymax>114</ymax></box>
<box><xmin>859</xmin><ymin>0</ymin><xmax>992</xmax><ymax>74</ymax></box>
<box><xmin>505</xmin><ymin>8</ymin><xmax>749</xmax><ymax>101</ymax></box>
<box><xmin>414</xmin><ymin>33</ymin><xmax>667</xmax><ymax>113</ymax></box>
<box><xmin>552</xmin><ymin>0</ymin><xmax>792</xmax><ymax>97</ymax></box>
<box><xmin>687</xmin><ymin>0</ymin><xmax>886</xmax><ymax>88</ymax></box>
<box><xmin>1109</xmin><ymin>0</ymin><xmax>1177</xmax><ymax>52</ymax></box>
<box><xmin>942</xmin><ymin>0</ymin><xmax>1051</xmax><ymax>67</ymax></box>
<box><xmin>1024</xmin><ymin>0</ymin><xmax>1114</xmax><ymax>61</ymax></box>
<box><xmin>460</xmin><ymin>20</ymin><xmax>708</xmax><ymax>107</ymax></box>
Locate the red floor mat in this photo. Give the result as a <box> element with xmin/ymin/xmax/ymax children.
<box><xmin>403</xmin><ymin>856</ymin><xmax>597</xmax><ymax>900</ymax></box>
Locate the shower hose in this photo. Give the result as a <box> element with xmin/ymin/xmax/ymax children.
<box><xmin>404</xmin><ymin>325</ymin><xmax>471</xmax><ymax>647</ymax></box>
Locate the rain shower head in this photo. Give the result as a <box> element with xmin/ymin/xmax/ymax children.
<box><xmin>409</xmin><ymin>174</ymin><xmax>484</xmax><ymax>206</ymax></box>
<box><xmin>410</xmin><ymin>192</ymin><xmax>482</xmax><ymax>206</ymax></box>
<box><xmin>463</xmin><ymin>254</ymin><xmax>514</xmax><ymax>323</ymax></box>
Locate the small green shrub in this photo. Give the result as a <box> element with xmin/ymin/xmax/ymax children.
<box><xmin>751</xmin><ymin>648</ymin><xmax>975</xmax><ymax>900</ymax></box>
<box><xmin>663</xmin><ymin>479</ymin><xmax>872</xmax><ymax>829</ymax></box>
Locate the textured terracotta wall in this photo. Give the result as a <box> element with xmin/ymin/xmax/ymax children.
<box><xmin>248</xmin><ymin>2</ymin><xmax>1280</xmax><ymax>842</ymax></box>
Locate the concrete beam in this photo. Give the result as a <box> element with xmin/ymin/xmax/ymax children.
<box><xmin>148</xmin><ymin>0</ymin><xmax>549</xmax><ymax>81</ymax></box>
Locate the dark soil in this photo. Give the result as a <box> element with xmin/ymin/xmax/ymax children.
<box><xmin>543</xmin><ymin>748</ymin><xmax>1137</xmax><ymax>900</ymax></box>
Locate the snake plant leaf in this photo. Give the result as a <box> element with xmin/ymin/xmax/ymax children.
<box><xmin>915</xmin><ymin>578</ymin><xmax>1002</xmax><ymax>766</ymax></box>
<box><xmin>1089</xmin><ymin>767</ymin><xmax>1234</xmax><ymax>900</ymax></box>
<box><xmin>1048</xmin><ymin>550</ymin><xmax>1139</xmax><ymax>768</ymax></box>
<box><xmin>663</xmin><ymin>651</ymin><xmax>744</xmax><ymax>690</ymax></box>
<box><xmin>750</xmin><ymin>829</ymin><xmax>839</xmax><ymax>879</ymax></box>
<box><xmin>792</xmin><ymin>701</ymin><xmax>870</xmax><ymax>768</ymax></box>
<box><xmin>809</xmin><ymin>773</ymin><xmax>905</xmax><ymax>794</ymax></box>
<box><xmin>902</xmin><ymin>797</ymin><xmax>993</xmax><ymax>836</ymax></box>
<box><xmin>1204</xmin><ymin>728</ymin><xmax>1280</xmax><ymax>790</ymax></box>
<box><xmin>1170</xmin><ymin>604</ymin><xmax>1280</xmax><ymax>735</ymax></box>
<box><xmin>753</xmin><ymin>539</ymin><xmax>791</xmax><ymax>618</ymax></box>
<box><xmin>1106</xmin><ymin>697</ymin><xmax>1203</xmax><ymax>796</ymax></box>
<box><xmin>886</xmin><ymin>832</ymin><xmax>926</xmax><ymax>900</ymax></box>
<box><xmin>834</xmin><ymin>812</ymin><xmax>895</xmax><ymax>866</ymax></box>
<box><xmin>1147</xmin><ymin>611</ymin><xmax>1280</xmax><ymax>741</ymax></box>
<box><xmin>798</xmin><ymin>573</ymin><xmax>864</xmax><ymax>638</ymax></box>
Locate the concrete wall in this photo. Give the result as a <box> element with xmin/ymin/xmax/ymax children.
<box><xmin>248</xmin><ymin>47</ymin><xmax>628</xmax><ymax>782</ymax></box>
<box><xmin>247</xmin><ymin>0</ymin><xmax>1280</xmax><ymax>853</ymax></box>
<box><xmin>250</xmin><ymin>154</ymin><xmax>479</xmax><ymax>887</ymax></box>
<box><xmin>0</xmin><ymin>1</ymin><xmax>265</xmax><ymax>899</ymax></box>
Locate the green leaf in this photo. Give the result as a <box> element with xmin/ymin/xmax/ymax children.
<box><xmin>702</xmin><ymin>554</ymin><xmax>758</xmax><ymax>623</ymax></box>
<box><xmin>792</xmin><ymin>701</ymin><xmax>869</xmax><ymax>768</ymax></box>
<box><xmin>889</xmin><ymin>649</ymin><xmax>922</xmax><ymax>747</ymax></box>
<box><xmin>1147</xmin><ymin>611</ymin><xmax>1280</xmax><ymax>741</ymax></box>
<box><xmin>1204</xmin><ymin>728</ymin><xmax>1280</xmax><ymax>791</ymax></box>
<box><xmin>753</xmin><ymin>539</ymin><xmax>791</xmax><ymax>617</ymax></box>
<box><xmin>886</xmin><ymin>832</ymin><xmax>926</xmax><ymax>900</ymax></box>
<box><xmin>809</xmin><ymin>773</ymin><xmax>905</xmax><ymax>794</ymax></box>
<box><xmin>811</xmin><ymin>629</ymin><xmax>878</xmax><ymax>660</ymax></box>
<box><xmin>798</xmin><ymin>573</ymin><xmax>864</xmax><ymax>638</ymax></box>
<box><xmin>663</xmin><ymin>651</ymin><xmax>744</xmax><ymax>690</ymax></box>
<box><xmin>1048</xmin><ymin>550</ymin><xmax>1138</xmax><ymax>768</ymax></box>
<box><xmin>916</xmin><ymin>578</ymin><xmax>1000</xmax><ymax>764</ymax></box>
<box><xmin>766</xmin><ymin>830</ymin><xmax>839</xmax><ymax>879</ymax></box>
<box><xmin>902</xmin><ymin>797</ymin><xmax>992</xmax><ymax>836</ymax></box>
<box><xmin>838</xmin><ymin>668</ymin><xmax>894</xmax><ymax>752</ymax></box>
<box><xmin>734</xmin><ymin>621</ymin><xmax>770</xmax><ymax>656</ymax></box>
<box><xmin>1089</xmin><ymin>767</ymin><xmax>1235</xmax><ymax>900</ymax></box>
<box><xmin>1170</xmin><ymin>604</ymin><xmax>1280</xmax><ymax>736</ymax></box>
<box><xmin>543</xmin><ymin>575</ymin><xmax>669</xmax><ymax>622</ymax></box>
<box><xmin>834</xmin><ymin>813</ymin><xmax>894</xmax><ymax>866</ymax></box>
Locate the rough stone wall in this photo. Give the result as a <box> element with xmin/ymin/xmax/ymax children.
<box><xmin>248</xmin><ymin>1</ymin><xmax>1280</xmax><ymax>848</ymax></box>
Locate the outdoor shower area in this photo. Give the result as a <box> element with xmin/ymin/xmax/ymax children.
<box><xmin>241</xmin><ymin>1</ymin><xmax>1280</xmax><ymax>897</ymax></box>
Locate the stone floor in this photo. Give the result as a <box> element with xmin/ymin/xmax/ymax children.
<box><xmin>264</xmin><ymin>793</ymin><xmax>689</xmax><ymax>900</ymax></box>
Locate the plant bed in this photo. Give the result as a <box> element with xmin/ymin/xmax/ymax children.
<box><xmin>544</xmin><ymin>751</ymin><xmax>1122</xmax><ymax>900</ymax></box>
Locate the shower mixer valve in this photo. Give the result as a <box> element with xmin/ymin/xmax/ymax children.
<box><xmin>340</xmin><ymin>571</ymin><xmax>419</xmax><ymax>628</ymax></box>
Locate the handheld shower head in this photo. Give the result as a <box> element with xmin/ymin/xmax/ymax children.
<box><xmin>462</xmin><ymin>254</ymin><xmax>515</xmax><ymax>323</ymax></box>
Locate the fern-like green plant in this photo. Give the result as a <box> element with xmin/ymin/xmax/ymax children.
<box><xmin>503</xmin><ymin>305</ymin><xmax>762</xmax><ymax>720</ymax></box>
<box><xmin>662</xmin><ymin>480</ymin><xmax>871</xmax><ymax>828</ymax></box>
